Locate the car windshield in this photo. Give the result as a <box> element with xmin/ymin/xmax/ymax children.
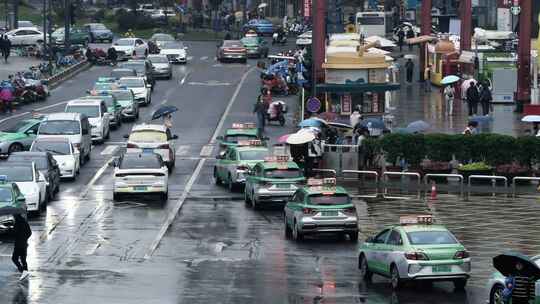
<box><xmin>241</xmin><ymin>37</ymin><xmax>259</xmax><ymax>45</ymax></box>
<box><xmin>0</xmin><ymin>188</ymin><xmax>12</xmax><ymax>202</ymax></box>
<box><xmin>94</xmin><ymin>83</ymin><xmax>114</xmax><ymax>91</ymax></box>
<box><xmin>39</xmin><ymin>120</ymin><xmax>80</xmax><ymax>135</ymax></box>
<box><xmin>9</xmin><ymin>156</ymin><xmax>48</xmax><ymax>170</ymax></box>
<box><xmin>308</xmin><ymin>194</ymin><xmax>350</xmax><ymax>205</ymax></box>
<box><xmin>152</xmin><ymin>34</ymin><xmax>174</xmax><ymax>41</ymax></box>
<box><xmin>238</xmin><ymin>150</ymin><xmax>269</xmax><ymax>160</ymax></box>
<box><xmin>82</xmin><ymin>96</ymin><xmax>114</xmax><ymax>107</ymax></box>
<box><xmin>4</xmin><ymin>120</ymin><xmax>31</xmax><ymax>133</ymax></box>
<box><xmin>0</xmin><ymin>167</ymin><xmax>33</xmax><ymax>182</ymax></box>
<box><xmin>129</xmin><ymin>131</ymin><xmax>166</xmax><ymax>143</ymax></box>
<box><xmin>66</xmin><ymin>105</ymin><xmax>100</xmax><ymax>118</ymax></box>
<box><xmin>406</xmin><ymin>231</ymin><xmax>458</xmax><ymax>245</ymax></box>
<box><xmin>119</xmin><ymin>78</ymin><xmax>144</xmax><ymax>88</ymax></box>
<box><xmin>111</xmin><ymin>70</ymin><xmax>136</xmax><ymax>78</ymax></box>
<box><xmin>110</xmin><ymin>91</ymin><xmax>133</xmax><ymax>101</ymax></box>
<box><xmin>90</xmin><ymin>24</ymin><xmax>107</xmax><ymax>30</ymax></box>
<box><xmin>115</xmin><ymin>39</ymin><xmax>134</xmax><ymax>46</ymax></box>
<box><xmin>224</xmin><ymin>41</ymin><xmax>243</xmax><ymax>48</ymax></box>
<box><xmin>148</xmin><ymin>56</ymin><xmax>168</xmax><ymax>64</ymax></box>
<box><xmin>52</xmin><ymin>28</ymin><xmax>64</xmax><ymax>35</ymax></box>
<box><xmin>264</xmin><ymin>168</ymin><xmax>301</xmax><ymax>179</ymax></box>
<box><xmin>161</xmin><ymin>41</ymin><xmax>183</xmax><ymax>49</ymax></box>
<box><xmin>120</xmin><ymin>156</ymin><xmax>161</xmax><ymax>169</ymax></box>
<box><xmin>224</xmin><ymin>135</ymin><xmax>257</xmax><ymax>143</ymax></box>
<box><xmin>119</xmin><ymin>63</ymin><xmax>145</xmax><ymax>73</ymax></box>
<box><xmin>31</xmin><ymin>142</ymin><xmax>70</xmax><ymax>155</ymax></box>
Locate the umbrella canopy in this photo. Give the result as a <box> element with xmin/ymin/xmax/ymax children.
<box><xmin>522</xmin><ymin>115</ymin><xmax>540</xmax><ymax>123</ymax></box>
<box><xmin>328</xmin><ymin>122</ymin><xmax>353</xmax><ymax>129</ymax></box>
<box><xmin>493</xmin><ymin>252</ymin><xmax>540</xmax><ymax>279</ymax></box>
<box><xmin>277</xmin><ymin>134</ymin><xmax>291</xmax><ymax>144</ymax></box>
<box><xmin>152</xmin><ymin>105</ymin><xmax>179</xmax><ymax>120</ymax></box>
<box><xmin>356</xmin><ymin>118</ymin><xmax>385</xmax><ymax>130</ymax></box>
<box><xmin>298</xmin><ymin>118</ymin><xmax>326</xmax><ymax>128</ymax></box>
<box><xmin>258</xmin><ymin>3</ymin><xmax>268</xmax><ymax>9</ymax></box>
<box><xmin>441</xmin><ymin>75</ymin><xmax>460</xmax><ymax>85</ymax></box>
<box><xmin>406</xmin><ymin>120</ymin><xmax>430</xmax><ymax>133</ymax></box>
<box><xmin>0</xmin><ymin>206</ymin><xmax>25</xmax><ymax>216</ymax></box>
<box><xmin>286</xmin><ymin>131</ymin><xmax>315</xmax><ymax>145</ymax></box>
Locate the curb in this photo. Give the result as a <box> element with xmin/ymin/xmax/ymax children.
<box><xmin>47</xmin><ymin>60</ymin><xmax>92</xmax><ymax>89</ymax></box>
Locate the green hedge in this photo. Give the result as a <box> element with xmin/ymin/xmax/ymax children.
<box><xmin>375</xmin><ymin>133</ymin><xmax>540</xmax><ymax>167</ymax></box>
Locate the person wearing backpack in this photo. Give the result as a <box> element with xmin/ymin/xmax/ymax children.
<box><xmin>12</xmin><ymin>214</ymin><xmax>31</xmax><ymax>281</ymax></box>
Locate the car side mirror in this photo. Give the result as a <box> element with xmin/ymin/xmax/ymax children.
<box><xmin>123</xmin><ymin>134</ymin><xmax>129</xmax><ymax>139</ymax></box>
<box><xmin>217</xmin><ymin>151</ymin><xmax>226</xmax><ymax>159</ymax></box>
<box><xmin>366</xmin><ymin>236</ymin><xmax>374</xmax><ymax>243</ymax></box>
<box><xmin>86</xmin><ymin>90</ymin><xmax>91</xmax><ymax>94</ymax></box>
<box><xmin>171</xmin><ymin>135</ymin><xmax>178</xmax><ymax>140</ymax></box>
<box><xmin>26</xmin><ymin>129</ymin><xmax>36</xmax><ymax>135</ymax></box>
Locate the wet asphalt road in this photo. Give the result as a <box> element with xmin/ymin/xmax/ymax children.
<box><xmin>0</xmin><ymin>40</ymin><xmax>535</xmax><ymax>304</ymax></box>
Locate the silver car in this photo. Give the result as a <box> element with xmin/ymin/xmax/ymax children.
<box><xmin>147</xmin><ymin>54</ymin><xmax>172</xmax><ymax>79</ymax></box>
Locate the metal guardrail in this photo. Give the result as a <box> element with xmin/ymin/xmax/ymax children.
<box><xmin>45</xmin><ymin>59</ymin><xmax>89</xmax><ymax>88</ymax></box>
<box><xmin>467</xmin><ymin>175</ymin><xmax>508</xmax><ymax>197</ymax></box>
<box><xmin>424</xmin><ymin>174</ymin><xmax>464</xmax><ymax>196</ymax></box>
<box><xmin>382</xmin><ymin>171</ymin><xmax>421</xmax><ymax>199</ymax></box>
<box><xmin>342</xmin><ymin>170</ymin><xmax>379</xmax><ymax>198</ymax></box>
<box><xmin>512</xmin><ymin>177</ymin><xmax>540</xmax><ymax>197</ymax></box>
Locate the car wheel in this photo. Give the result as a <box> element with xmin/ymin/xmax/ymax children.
<box><xmin>80</xmin><ymin>151</ymin><xmax>85</xmax><ymax>166</ymax></box>
<box><xmin>284</xmin><ymin>214</ymin><xmax>292</xmax><ymax>239</ymax></box>
<box><xmin>160</xmin><ymin>192</ymin><xmax>168</xmax><ymax>202</ymax></box>
<box><xmin>213</xmin><ymin>168</ymin><xmax>221</xmax><ymax>185</ymax></box>
<box><xmin>244</xmin><ymin>190</ymin><xmax>251</xmax><ymax>206</ymax></box>
<box><xmin>227</xmin><ymin>175</ymin><xmax>235</xmax><ymax>192</ymax></box>
<box><xmin>113</xmin><ymin>192</ymin><xmax>121</xmax><ymax>201</ymax></box>
<box><xmin>490</xmin><ymin>284</ymin><xmax>504</xmax><ymax>304</ymax></box>
<box><xmin>85</xmin><ymin>149</ymin><xmax>91</xmax><ymax>161</ymax></box>
<box><xmin>390</xmin><ymin>265</ymin><xmax>402</xmax><ymax>290</ymax></box>
<box><xmin>359</xmin><ymin>254</ymin><xmax>373</xmax><ymax>281</ymax></box>
<box><xmin>105</xmin><ymin>128</ymin><xmax>110</xmax><ymax>140</ymax></box>
<box><xmin>453</xmin><ymin>279</ymin><xmax>467</xmax><ymax>290</ymax></box>
<box><xmin>292</xmin><ymin>220</ymin><xmax>303</xmax><ymax>241</ymax></box>
<box><xmin>8</xmin><ymin>143</ymin><xmax>24</xmax><ymax>154</ymax></box>
<box><xmin>349</xmin><ymin>231</ymin><xmax>359</xmax><ymax>242</ymax></box>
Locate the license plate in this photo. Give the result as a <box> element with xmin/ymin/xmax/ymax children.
<box><xmin>133</xmin><ymin>186</ymin><xmax>147</xmax><ymax>191</ymax></box>
<box><xmin>432</xmin><ymin>265</ymin><xmax>451</xmax><ymax>273</ymax></box>
<box><xmin>276</xmin><ymin>184</ymin><xmax>290</xmax><ymax>189</ymax></box>
<box><xmin>321</xmin><ymin>211</ymin><xmax>338</xmax><ymax>216</ymax></box>
<box><xmin>142</xmin><ymin>148</ymin><xmax>153</xmax><ymax>153</ymax></box>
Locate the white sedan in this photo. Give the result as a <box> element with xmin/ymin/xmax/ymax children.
<box><xmin>125</xmin><ymin>123</ymin><xmax>178</xmax><ymax>171</ymax></box>
<box><xmin>112</xmin><ymin>38</ymin><xmax>149</xmax><ymax>60</ymax></box>
<box><xmin>0</xmin><ymin>162</ymin><xmax>47</xmax><ymax>213</ymax></box>
<box><xmin>159</xmin><ymin>41</ymin><xmax>188</xmax><ymax>64</ymax></box>
<box><xmin>118</xmin><ymin>77</ymin><xmax>151</xmax><ymax>105</ymax></box>
<box><xmin>30</xmin><ymin>137</ymin><xmax>80</xmax><ymax>179</ymax></box>
<box><xmin>6</xmin><ymin>28</ymin><xmax>44</xmax><ymax>46</ymax></box>
<box><xmin>113</xmin><ymin>152</ymin><xmax>169</xmax><ymax>201</ymax></box>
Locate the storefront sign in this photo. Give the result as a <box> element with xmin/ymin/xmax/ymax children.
<box><xmin>341</xmin><ymin>94</ymin><xmax>352</xmax><ymax>115</ymax></box>
<box><xmin>307</xmin><ymin>97</ymin><xmax>321</xmax><ymax>112</ymax></box>
<box><xmin>303</xmin><ymin>0</ymin><xmax>311</xmax><ymax>18</ymax></box>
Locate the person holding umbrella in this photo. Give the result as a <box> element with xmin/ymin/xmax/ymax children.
<box><xmin>12</xmin><ymin>214</ymin><xmax>31</xmax><ymax>281</ymax></box>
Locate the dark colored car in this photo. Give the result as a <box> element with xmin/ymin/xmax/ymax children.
<box><xmin>84</xmin><ymin>23</ymin><xmax>114</xmax><ymax>43</ymax></box>
<box><xmin>243</xmin><ymin>19</ymin><xmax>274</xmax><ymax>36</ymax></box>
<box><xmin>216</xmin><ymin>40</ymin><xmax>247</xmax><ymax>63</ymax></box>
<box><xmin>9</xmin><ymin>151</ymin><xmax>61</xmax><ymax>201</ymax></box>
<box><xmin>118</xmin><ymin>60</ymin><xmax>156</xmax><ymax>90</ymax></box>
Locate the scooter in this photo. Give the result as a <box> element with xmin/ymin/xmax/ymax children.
<box><xmin>272</xmin><ymin>32</ymin><xmax>287</xmax><ymax>45</ymax></box>
<box><xmin>266</xmin><ymin>100</ymin><xmax>287</xmax><ymax>126</ymax></box>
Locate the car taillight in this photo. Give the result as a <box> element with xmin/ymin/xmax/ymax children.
<box><xmin>454</xmin><ymin>250</ymin><xmax>469</xmax><ymax>259</ymax></box>
<box><xmin>343</xmin><ymin>206</ymin><xmax>356</xmax><ymax>215</ymax></box>
<box><xmin>302</xmin><ymin>207</ymin><xmax>317</xmax><ymax>215</ymax></box>
<box><xmin>126</xmin><ymin>143</ymin><xmax>138</xmax><ymax>148</ymax></box>
<box><xmin>404</xmin><ymin>252</ymin><xmax>429</xmax><ymax>260</ymax></box>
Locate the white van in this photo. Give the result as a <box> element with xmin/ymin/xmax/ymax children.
<box><xmin>37</xmin><ymin>113</ymin><xmax>92</xmax><ymax>165</ymax></box>
<box><xmin>64</xmin><ymin>99</ymin><xmax>110</xmax><ymax>143</ymax></box>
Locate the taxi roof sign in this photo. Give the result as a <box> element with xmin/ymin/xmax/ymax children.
<box><xmin>307</xmin><ymin>178</ymin><xmax>337</xmax><ymax>186</ymax></box>
<box><xmin>232</xmin><ymin>122</ymin><xmax>257</xmax><ymax>129</ymax></box>
<box><xmin>237</xmin><ymin>139</ymin><xmax>263</xmax><ymax>146</ymax></box>
<box><xmin>400</xmin><ymin>215</ymin><xmax>433</xmax><ymax>225</ymax></box>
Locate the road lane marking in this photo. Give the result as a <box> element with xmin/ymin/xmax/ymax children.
<box><xmin>0</xmin><ymin>100</ymin><xmax>70</xmax><ymax>125</ymax></box>
<box><xmin>144</xmin><ymin>66</ymin><xmax>255</xmax><ymax>259</ymax></box>
<box><xmin>187</xmin><ymin>81</ymin><xmax>231</xmax><ymax>86</ymax></box>
<box><xmin>175</xmin><ymin>145</ymin><xmax>190</xmax><ymax>156</ymax></box>
<box><xmin>199</xmin><ymin>144</ymin><xmax>214</xmax><ymax>157</ymax></box>
<box><xmin>160</xmin><ymin>99</ymin><xmax>167</xmax><ymax>105</ymax></box>
<box><xmin>100</xmin><ymin>145</ymin><xmax>118</xmax><ymax>155</ymax></box>
<box><xmin>180</xmin><ymin>71</ymin><xmax>190</xmax><ymax>85</ymax></box>
<box><xmin>200</xmin><ymin>56</ymin><xmax>208</xmax><ymax>60</ymax></box>
<box><xmin>0</xmin><ymin>112</ymin><xmax>30</xmax><ymax>124</ymax></box>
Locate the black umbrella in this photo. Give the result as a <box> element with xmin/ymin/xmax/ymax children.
<box><xmin>493</xmin><ymin>252</ymin><xmax>540</xmax><ymax>278</ymax></box>
<box><xmin>0</xmin><ymin>206</ymin><xmax>25</xmax><ymax>216</ymax></box>
<box><xmin>151</xmin><ymin>105</ymin><xmax>179</xmax><ymax>120</ymax></box>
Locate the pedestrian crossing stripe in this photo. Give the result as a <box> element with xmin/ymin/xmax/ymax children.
<box><xmin>200</xmin><ymin>145</ymin><xmax>214</xmax><ymax>157</ymax></box>
<box><xmin>175</xmin><ymin>145</ymin><xmax>190</xmax><ymax>156</ymax></box>
<box><xmin>187</xmin><ymin>56</ymin><xmax>194</xmax><ymax>61</ymax></box>
<box><xmin>200</xmin><ymin>56</ymin><xmax>208</xmax><ymax>61</ymax></box>
<box><xmin>100</xmin><ymin>145</ymin><xmax>119</xmax><ymax>155</ymax></box>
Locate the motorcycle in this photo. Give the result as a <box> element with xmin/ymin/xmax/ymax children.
<box><xmin>266</xmin><ymin>100</ymin><xmax>287</xmax><ymax>126</ymax></box>
<box><xmin>272</xmin><ymin>32</ymin><xmax>287</xmax><ymax>45</ymax></box>
<box><xmin>262</xmin><ymin>73</ymin><xmax>289</xmax><ymax>96</ymax></box>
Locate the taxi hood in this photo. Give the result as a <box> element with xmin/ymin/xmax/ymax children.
<box><xmin>493</xmin><ymin>252</ymin><xmax>540</xmax><ymax>279</ymax></box>
<box><xmin>0</xmin><ymin>131</ymin><xmax>24</xmax><ymax>141</ymax></box>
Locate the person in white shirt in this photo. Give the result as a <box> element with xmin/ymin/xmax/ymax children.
<box><xmin>444</xmin><ymin>85</ymin><xmax>455</xmax><ymax>115</ymax></box>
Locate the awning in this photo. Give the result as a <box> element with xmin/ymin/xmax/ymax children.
<box><xmin>406</xmin><ymin>35</ymin><xmax>437</xmax><ymax>45</ymax></box>
<box><xmin>316</xmin><ymin>83</ymin><xmax>400</xmax><ymax>93</ymax></box>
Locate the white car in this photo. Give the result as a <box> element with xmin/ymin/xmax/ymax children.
<box><xmin>112</xmin><ymin>38</ymin><xmax>149</xmax><ymax>60</ymax></box>
<box><xmin>118</xmin><ymin>77</ymin><xmax>151</xmax><ymax>105</ymax></box>
<box><xmin>0</xmin><ymin>162</ymin><xmax>47</xmax><ymax>213</ymax></box>
<box><xmin>150</xmin><ymin>9</ymin><xmax>176</xmax><ymax>19</ymax></box>
<box><xmin>30</xmin><ymin>138</ymin><xmax>80</xmax><ymax>179</ymax></box>
<box><xmin>65</xmin><ymin>99</ymin><xmax>110</xmax><ymax>143</ymax></box>
<box><xmin>125</xmin><ymin>124</ymin><xmax>178</xmax><ymax>171</ymax></box>
<box><xmin>6</xmin><ymin>27</ymin><xmax>44</xmax><ymax>46</ymax></box>
<box><xmin>113</xmin><ymin>153</ymin><xmax>169</xmax><ymax>201</ymax></box>
<box><xmin>159</xmin><ymin>41</ymin><xmax>188</xmax><ymax>64</ymax></box>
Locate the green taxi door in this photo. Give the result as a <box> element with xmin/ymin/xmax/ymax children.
<box><xmin>367</xmin><ymin>229</ymin><xmax>391</xmax><ymax>274</ymax></box>
<box><xmin>245</xmin><ymin>164</ymin><xmax>261</xmax><ymax>200</ymax></box>
<box><xmin>380</xmin><ymin>229</ymin><xmax>405</xmax><ymax>276</ymax></box>
<box><xmin>284</xmin><ymin>191</ymin><xmax>304</xmax><ymax>227</ymax></box>
<box><xmin>218</xmin><ymin>149</ymin><xmax>236</xmax><ymax>182</ymax></box>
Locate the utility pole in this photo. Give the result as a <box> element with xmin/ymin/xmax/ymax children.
<box><xmin>42</xmin><ymin>0</ymin><xmax>47</xmax><ymax>48</ymax></box>
<box><xmin>517</xmin><ymin>0</ymin><xmax>532</xmax><ymax>113</ymax></box>
<box><xmin>64</xmin><ymin>0</ymin><xmax>70</xmax><ymax>50</ymax></box>
<box><xmin>460</xmin><ymin>0</ymin><xmax>472</xmax><ymax>51</ymax></box>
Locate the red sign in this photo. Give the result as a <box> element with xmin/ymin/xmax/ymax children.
<box><xmin>341</xmin><ymin>94</ymin><xmax>352</xmax><ymax>115</ymax></box>
<box><xmin>304</xmin><ymin>0</ymin><xmax>311</xmax><ymax>17</ymax></box>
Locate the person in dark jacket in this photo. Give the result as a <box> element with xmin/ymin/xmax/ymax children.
<box><xmin>479</xmin><ymin>82</ymin><xmax>492</xmax><ymax>116</ymax></box>
<box><xmin>107</xmin><ymin>47</ymin><xmax>117</xmax><ymax>66</ymax></box>
<box><xmin>466</xmin><ymin>81</ymin><xmax>480</xmax><ymax>116</ymax></box>
<box><xmin>397</xmin><ymin>29</ymin><xmax>405</xmax><ymax>52</ymax></box>
<box><xmin>405</xmin><ymin>58</ymin><xmax>414</xmax><ymax>83</ymax></box>
<box><xmin>253</xmin><ymin>88</ymin><xmax>270</xmax><ymax>138</ymax></box>
<box><xmin>12</xmin><ymin>214</ymin><xmax>31</xmax><ymax>281</ymax></box>
<box><xmin>3</xmin><ymin>36</ymin><xmax>11</xmax><ymax>63</ymax></box>
<box><xmin>406</xmin><ymin>28</ymin><xmax>415</xmax><ymax>51</ymax></box>
<box><xmin>0</xmin><ymin>36</ymin><xmax>6</xmax><ymax>60</ymax></box>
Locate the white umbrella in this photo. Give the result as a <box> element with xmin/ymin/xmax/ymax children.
<box><xmin>286</xmin><ymin>131</ymin><xmax>315</xmax><ymax>145</ymax></box>
<box><xmin>521</xmin><ymin>115</ymin><xmax>540</xmax><ymax>123</ymax></box>
<box><xmin>258</xmin><ymin>3</ymin><xmax>268</xmax><ymax>9</ymax></box>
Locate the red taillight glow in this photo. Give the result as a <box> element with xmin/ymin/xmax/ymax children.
<box><xmin>404</xmin><ymin>252</ymin><xmax>429</xmax><ymax>260</ymax></box>
<box><xmin>303</xmin><ymin>207</ymin><xmax>317</xmax><ymax>215</ymax></box>
<box><xmin>454</xmin><ymin>250</ymin><xmax>470</xmax><ymax>259</ymax></box>
<box><xmin>126</xmin><ymin>143</ymin><xmax>138</xmax><ymax>148</ymax></box>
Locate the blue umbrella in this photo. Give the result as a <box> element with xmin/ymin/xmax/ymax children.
<box><xmin>356</xmin><ymin>118</ymin><xmax>385</xmax><ymax>130</ymax></box>
<box><xmin>298</xmin><ymin>118</ymin><xmax>326</xmax><ymax>128</ymax></box>
<box><xmin>406</xmin><ymin>120</ymin><xmax>430</xmax><ymax>133</ymax></box>
<box><xmin>152</xmin><ymin>105</ymin><xmax>179</xmax><ymax>120</ymax></box>
<box><xmin>441</xmin><ymin>75</ymin><xmax>460</xmax><ymax>85</ymax></box>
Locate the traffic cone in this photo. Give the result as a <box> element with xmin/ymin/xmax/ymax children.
<box><xmin>430</xmin><ymin>181</ymin><xmax>437</xmax><ymax>200</ymax></box>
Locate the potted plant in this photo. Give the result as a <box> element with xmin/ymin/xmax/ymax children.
<box><xmin>457</xmin><ymin>161</ymin><xmax>493</xmax><ymax>184</ymax></box>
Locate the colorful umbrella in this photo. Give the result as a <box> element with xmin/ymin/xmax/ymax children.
<box><xmin>406</xmin><ymin>120</ymin><xmax>430</xmax><ymax>133</ymax></box>
<box><xmin>286</xmin><ymin>132</ymin><xmax>315</xmax><ymax>145</ymax></box>
<box><xmin>277</xmin><ymin>134</ymin><xmax>291</xmax><ymax>144</ymax></box>
<box><xmin>441</xmin><ymin>75</ymin><xmax>460</xmax><ymax>85</ymax></box>
<box><xmin>298</xmin><ymin>118</ymin><xmax>326</xmax><ymax>128</ymax></box>
<box><xmin>522</xmin><ymin>115</ymin><xmax>540</xmax><ymax>123</ymax></box>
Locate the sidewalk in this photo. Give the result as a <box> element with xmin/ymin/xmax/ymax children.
<box><xmin>0</xmin><ymin>55</ymin><xmax>43</xmax><ymax>80</ymax></box>
<box><xmin>389</xmin><ymin>49</ymin><xmax>526</xmax><ymax>137</ymax></box>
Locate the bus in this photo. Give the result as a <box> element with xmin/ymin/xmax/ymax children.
<box><xmin>355</xmin><ymin>11</ymin><xmax>393</xmax><ymax>37</ymax></box>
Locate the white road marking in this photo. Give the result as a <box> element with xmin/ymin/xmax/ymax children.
<box><xmin>187</xmin><ymin>56</ymin><xmax>194</xmax><ymax>61</ymax></box>
<box><xmin>0</xmin><ymin>112</ymin><xmax>29</xmax><ymax>124</ymax></box>
<box><xmin>0</xmin><ymin>100</ymin><xmax>69</xmax><ymax>125</ymax></box>
<box><xmin>199</xmin><ymin>144</ymin><xmax>214</xmax><ymax>157</ymax></box>
<box><xmin>36</xmin><ymin>101</ymin><xmax>69</xmax><ymax>111</ymax></box>
<box><xmin>187</xmin><ymin>81</ymin><xmax>231</xmax><ymax>86</ymax></box>
<box><xmin>100</xmin><ymin>145</ymin><xmax>118</xmax><ymax>156</ymax></box>
<box><xmin>180</xmin><ymin>72</ymin><xmax>190</xmax><ymax>85</ymax></box>
<box><xmin>160</xmin><ymin>99</ymin><xmax>167</xmax><ymax>105</ymax></box>
<box><xmin>175</xmin><ymin>145</ymin><xmax>190</xmax><ymax>156</ymax></box>
<box><xmin>200</xmin><ymin>56</ymin><xmax>208</xmax><ymax>60</ymax></box>
<box><xmin>144</xmin><ymin>66</ymin><xmax>255</xmax><ymax>259</ymax></box>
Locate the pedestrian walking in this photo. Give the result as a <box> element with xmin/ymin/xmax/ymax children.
<box><xmin>397</xmin><ymin>29</ymin><xmax>405</xmax><ymax>52</ymax></box>
<box><xmin>163</xmin><ymin>113</ymin><xmax>173</xmax><ymax>129</ymax></box>
<box><xmin>12</xmin><ymin>214</ymin><xmax>31</xmax><ymax>281</ymax></box>
<box><xmin>406</xmin><ymin>28</ymin><xmax>415</xmax><ymax>51</ymax></box>
<box><xmin>253</xmin><ymin>89</ymin><xmax>269</xmax><ymax>138</ymax></box>
<box><xmin>480</xmin><ymin>82</ymin><xmax>492</xmax><ymax>116</ymax></box>
<box><xmin>107</xmin><ymin>46</ymin><xmax>117</xmax><ymax>66</ymax></box>
<box><xmin>0</xmin><ymin>86</ymin><xmax>13</xmax><ymax>113</ymax></box>
<box><xmin>443</xmin><ymin>84</ymin><xmax>455</xmax><ymax>115</ymax></box>
<box><xmin>424</xmin><ymin>65</ymin><xmax>432</xmax><ymax>92</ymax></box>
<box><xmin>405</xmin><ymin>58</ymin><xmax>414</xmax><ymax>84</ymax></box>
<box><xmin>0</xmin><ymin>36</ymin><xmax>6</xmax><ymax>60</ymax></box>
<box><xmin>466</xmin><ymin>81</ymin><xmax>479</xmax><ymax>116</ymax></box>
<box><xmin>2</xmin><ymin>36</ymin><xmax>11</xmax><ymax>63</ymax></box>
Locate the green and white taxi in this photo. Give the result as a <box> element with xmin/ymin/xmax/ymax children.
<box><xmin>0</xmin><ymin>175</ymin><xmax>27</xmax><ymax>231</ymax></box>
<box><xmin>216</xmin><ymin>123</ymin><xmax>259</xmax><ymax>153</ymax></box>
<box><xmin>214</xmin><ymin>140</ymin><xmax>269</xmax><ymax>191</ymax></box>
<box><xmin>284</xmin><ymin>178</ymin><xmax>358</xmax><ymax>242</ymax></box>
<box><xmin>244</xmin><ymin>156</ymin><xmax>305</xmax><ymax>209</ymax></box>
<box><xmin>358</xmin><ymin>215</ymin><xmax>471</xmax><ymax>290</ymax></box>
<box><xmin>0</xmin><ymin>118</ymin><xmax>41</xmax><ymax>155</ymax></box>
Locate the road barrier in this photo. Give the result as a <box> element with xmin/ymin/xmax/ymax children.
<box><xmin>342</xmin><ymin>170</ymin><xmax>379</xmax><ymax>198</ymax></box>
<box><xmin>322</xmin><ymin>144</ymin><xmax>359</xmax><ymax>177</ymax></box>
<box><xmin>467</xmin><ymin>175</ymin><xmax>508</xmax><ymax>197</ymax></box>
<box><xmin>423</xmin><ymin>174</ymin><xmax>464</xmax><ymax>197</ymax></box>
<box><xmin>382</xmin><ymin>172</ymin><xmax>421</xmax><ymax>199</ymax></box>
<box><xmin>512</xmin><ymin>177</ymin><xmax>540</xmax><ymax>197</ymax></box>
<box><xmin>45</xmin><ymin>60</ymin><xmax>90</xmax><ymax>89</ymax></box>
